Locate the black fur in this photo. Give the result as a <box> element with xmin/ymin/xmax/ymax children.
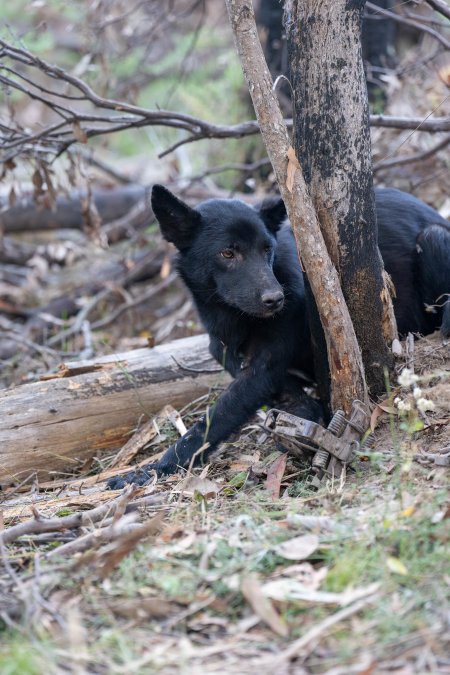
<box><xmin>107</xmin><ymin>186</ymin><xmax>450</xmax><ymax>489</ymax></box>
<box><xmin>376</xmin><ymin>188</ymin><xmax>450</xmax><ymax>337</ymax></box>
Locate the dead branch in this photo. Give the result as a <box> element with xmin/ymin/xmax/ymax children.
<box><xmin>0</xmin><ymin>334</ymin><xmax>230</xmax><ymax>484</ymax></box>
<box><xmin>0</xmin><ymin>185</ymin><xmax>147</xmax><ymax>233</ymax></box>
<box><xmin>266</xmin><ymin>590</ymin><xmax>379</xmax><ymax>666</ymax></box>
<box><xmin>368</xmin><ymin>115</ymin><xmax>450</xmax><ymax>133</ymax></box>
<box><xmin>366</xmin><ymin>2</ymin><xmax>450</xmax><ymax>50</ymax></box>
<box><xmin>45</xmin><ymin>514</ymin><xmax>142</xmax><ymax>559</ymax></box>
<box><xmin>422</xmin><ymin>0</ymin><xmax>450</xmax><ymax>22</ymax></box>
<box><xmin>0</xmin><ymin>37</ymin><xmax>449</xmax><ymax>163</ymax></box>
<box><xmin>84</xmin><ymin>511</ymin><xmax>165</xmax><ymax>578</ymax></box>
<box><xmin>42</xmin><ymin>271</ymin><xmax>176</xmax><ymax>347</ymax></box>
<box><xmin>374</xmin><ymin>133</ymin><xmax>450</xmax><ymax>172</ymax></box>
<box><xmin>109</xmin><ymin>404</ymin><xmax>179</xmax><ymax>468</ymax></box>
<box><xmin>89</xmin><ymin>272</ymin><xmax>177</xmax><ymax>331</ymax></box>
<box><xmin>0</xmin><ymin>485</ymin><xmax>166</xmax><ymax>546</ymax></box>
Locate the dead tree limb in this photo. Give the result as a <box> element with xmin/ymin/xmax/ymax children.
<box><xmin>0</xmin><ymin>185</ymin><xmax>147</xmax><ymax>233</ymax></box>
<box><xmin>0</xmin><ymin>488</ymin><xmax>165</xmax><ymax>546</ymax></box>
<box><xmin>374</xmin><ymin>133</ymin><xmax>450</xmax><ymax>173</ymax></box>
<box><xmin>424</xmin><ymin>0</ymin><xmax>450</xmax><ymax>21</ymax></box>
<box><xmin>366</xmin><ymin>2</ymin><xmax>450</xmax><ymax>49</ymax></box>
<box><xmin>0</xmin><ymin>334</ymin><xmax>230</xmax><ymax>485</ymax></box>
<box><xmin>225</xmin><ymin>0</ymin><xmax>368</xmax><ymax>414</ymax></box>
<box><xmin>0</xmin><ymin>37</ymin><xmax>449</xmax><ymax>162</ymax></box>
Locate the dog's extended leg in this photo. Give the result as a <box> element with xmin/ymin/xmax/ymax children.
<box><xmin>107</xmin><ymin>354</ymin><xmax>322</xmax><ymax>488</ymax></box>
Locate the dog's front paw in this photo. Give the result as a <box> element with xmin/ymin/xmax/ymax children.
<box><xmin>107</xmin><ymin>464</ymin><xmax>158</xmax><ymax>490</ymax></box>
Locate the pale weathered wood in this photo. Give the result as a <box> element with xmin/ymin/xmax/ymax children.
<box><xmin>0</xmin><ymin>334</ymin><xmax>229</xmax><ymax>485</ymax></box>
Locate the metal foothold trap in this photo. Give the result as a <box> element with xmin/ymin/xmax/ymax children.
<box><xmin>264</xmin><ymin>400</ymin><xmax>371</xmax><ymax>487</ymax></box>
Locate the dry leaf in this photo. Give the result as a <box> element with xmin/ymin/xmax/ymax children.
<box><xmin>275</xmin><ymin>562</ymin><xmax>328</xmax><ymax>590</ymax></box>
<box><xmin>177</xmin><ymin>476</ymin><xmax>221</xmax><ymax>499</ymax></box>
<box><xmin>109</xmin><ymin>597</ymin><xmax>176</xmax><ymax>620</ymax></box>
<box><xmin>274</xmin><ymin>534</ymin><xmax>319</xmax><ymax>560</ymax></box>
<box><xmin>241</xmin><ymin>574</ymin><xmax>288</xmax><ymax>636</ymax></box>
<box><xmin>73</xmin><ymin>121</ymin><xmax>88</xmax><ymax>143</ymax></box>
<box><xmin>370</xmin><ymin>402</ymin><xmax>399</xmax><ymax>431</ymax></box>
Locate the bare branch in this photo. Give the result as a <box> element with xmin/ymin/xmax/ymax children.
<box><xmin>366</xmin><ymin>2</ymin><xmax>450</xmax><ymax>50</ymax></box>
<box><xmin>374</xmin><ymin>133</ymin><xmax>450</xmax><ymax>172</ymax></box>
<box><xmin>368</xmin><ymin>115</ymin><xmax>450</xmax><ymax>133</ymax></box>
<box><xmin>1</xmin><ymin>36</ymin><xmax>449</xmax><ymax>163</ymax></box>
<box><xmin>0</xmin><ymin>488</ymin><xmax>165</xmax><ymax>546</ymax></box>
<box><xmin>423</xmin><ymin>0</ymin><xmax>450</xmax><ymax>21</ymax></box>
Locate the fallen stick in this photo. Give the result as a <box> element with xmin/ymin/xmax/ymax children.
<box><xmin>0</xmin><ymin>488</ymin><xmax>166</xmax><ymax>546</ymax></box>
<box><xmin>265</xmin><ymin>591</ymin><xmax>379</xmax><ymax>666</ymax></box>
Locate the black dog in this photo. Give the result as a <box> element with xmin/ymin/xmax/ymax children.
<box><xmin>108</xmin><ymin>186</ymin><xmax>450</xmax><ymax>489</ymax></box>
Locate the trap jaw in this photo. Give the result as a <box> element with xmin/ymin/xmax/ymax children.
<box><xmin>264</xmin><ymin>400</ymin><xmax>371</xmax><ymax>487</ymax></box>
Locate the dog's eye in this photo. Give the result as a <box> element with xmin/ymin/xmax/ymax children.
<box><xmin>221</xmin><ymin>249</ymin><xmax>235</xmax><ymax>259</ymax></box>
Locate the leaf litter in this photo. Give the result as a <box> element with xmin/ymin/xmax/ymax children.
<box><xmin>0</xmin><ymin>330</ymin><xmax>448</xmax><ymax>674</ymax></box>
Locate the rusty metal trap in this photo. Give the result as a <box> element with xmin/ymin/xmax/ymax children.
<box><xmin>264</xmin><ymin>400</ymin><xmax>371</xmax><ymax>487</ymax></box>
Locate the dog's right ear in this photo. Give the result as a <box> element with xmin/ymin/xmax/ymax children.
<box><xmin>151</xmin><ymin>185</ymin><xmax>201</xmax><ymax>251</ymax></box>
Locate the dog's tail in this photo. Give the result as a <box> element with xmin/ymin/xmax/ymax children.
<box><xmin>416</xmin><ymin>221</ymin><xmax>450</xmax><ymax>337</ymax></box>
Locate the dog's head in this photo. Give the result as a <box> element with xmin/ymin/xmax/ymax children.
<box><xmin>151</xmin><ymin>185</ymin><xmax>287</xmax><ymax>318</ymax></box>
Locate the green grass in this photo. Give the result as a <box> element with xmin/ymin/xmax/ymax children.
<box><xmin>0</xmin><ymin>636</ymin><xmax>56</xmax><ymax>675</ymax></box>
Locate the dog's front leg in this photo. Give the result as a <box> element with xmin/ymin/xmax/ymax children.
<box><xmin>107</xmin><ymin>354</ymin><xmax>284</xmax><ymax>488</ymax></box>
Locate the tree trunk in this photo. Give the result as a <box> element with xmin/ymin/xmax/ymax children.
<box><xmin>285</xmin><ymin>0</ymin><xmax>395</xmax><ymax>398</ymax></box>
<box><xmin>226</xmin><ymin>0</ymin><xmax>369</xmax><ymax>415</ymax></box>
<box><xmin>0</xmin><ymin>334</ymin><xmax>229</xmax><ymax>485</ymax></box>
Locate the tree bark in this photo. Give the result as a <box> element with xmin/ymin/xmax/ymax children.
<box><xmin>285</xmin><ymin>0</ymin><xmax>395</xmax><ymax>399</ymax></box>
<box><xmin>0</xmin><ymin>334</ymin><xmax>229</xmax><ymax>486</ymax></box>
<box><xmin>225</xmin><ymin>0</ymin><xmax>368</xmax><ymax>415</ymax></box>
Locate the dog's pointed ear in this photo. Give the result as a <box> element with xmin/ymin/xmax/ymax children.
<box><xmin>151</xmin><ymin>185</ymin><xmax>201</xmax><ymax>250</ymax></box>
<box><xmin>258</xmin><ymin>196</ymin><xmax>287</xmax><ymax>234</ymax></box>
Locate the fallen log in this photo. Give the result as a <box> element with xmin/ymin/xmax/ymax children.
<box><xmin>0</xmin><ymin>185</ymin><xmax>147</xmax><ymax>233</ymax></box>
<box><xmin>0</xmin><ymin>334</ymin><xmax>229</xmax><ymax>486</ymax></box>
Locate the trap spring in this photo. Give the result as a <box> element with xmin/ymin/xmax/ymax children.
<box><xmin>264</xmin><ymin>400</ymin><xmax>371</xmax><ymax>486</ymax></box>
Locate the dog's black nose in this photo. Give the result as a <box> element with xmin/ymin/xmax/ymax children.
<box><xmin>261</xmin><ymin>290</ymin><xmax>284</xmax><ymax>311</ymax></box>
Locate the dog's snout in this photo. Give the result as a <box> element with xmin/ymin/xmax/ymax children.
<box><xmin>261</xmin><ymin>289</ymin><xmax>284</xmax><ymax>311</ymax></box>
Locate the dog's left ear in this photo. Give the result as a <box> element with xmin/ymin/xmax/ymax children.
<box><xmin>258</xmin><ymin>197</ymin><xmax>287</xmax><ymax>234</ymax></box>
